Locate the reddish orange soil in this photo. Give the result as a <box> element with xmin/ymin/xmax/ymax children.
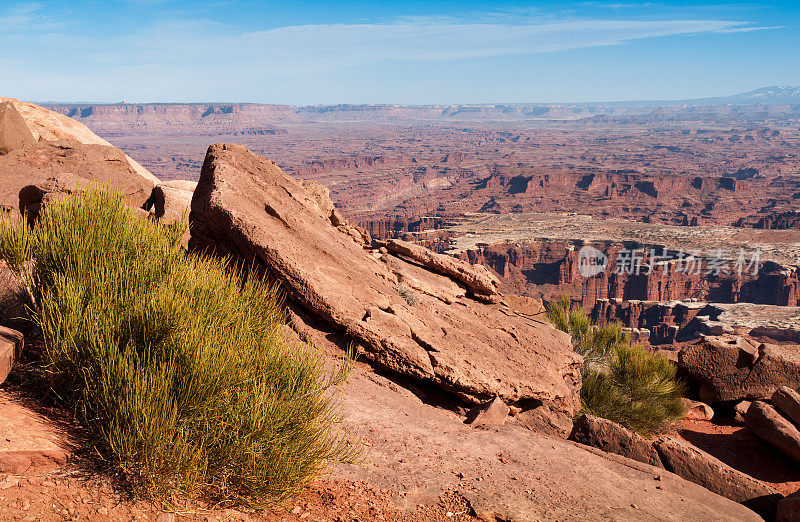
<box><xmin>677</xmin><ymin>418</ymin><xmax>800</xmax><ymax>496</ymax></box>
<box><xmin>0</xmin><ymin>473</ymin><xmax>475</xmax><ymax>521</ymax></box>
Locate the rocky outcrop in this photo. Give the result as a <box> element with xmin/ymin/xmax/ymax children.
<box><xmin>332</xmin><ymin>364</ymin><xmax>763</xmax><ymax>521</ymax></box>
<box><xmin>653</xmin><ymin>436</ymin><xmax>782</xmax><ymax>519</ymax></box>
<box><xmin>0</xmin><ymin>327</ymin><xmax>23</xmax><ymax>385</ymax></box>
<box><xmin>746</xmin><ymin>401</ymin><xmax>800</xmax><ymax>464</ymax></box>
<box><xmin>3</xmin><ymin>141</ymin><xmax>157</xmax><ymax>219</ymax></box>
<box><xmin>189</xmin><ymin>144</ymin><xmax>582</xmax><ymax>413</ymax></box>
<box><xmin>569</xmin><ymin>414</ymin><xmax>663</xmax><ymax>468</ymax></box>
<box><xmin>0</xmin><ymin>101</ymin><xmax>36</xmax><ymax>155</ymax></box>
<box><xmin>772</xmin><ymin>386</ymin><xmax>800</xmax><ymax>426</ymax></box>
<box><xmin>0</xmin><ymin>99</ymin><xmax>159</xmax><ymax>215</ymax></box>
<box><xmin>678</xmin><ymin>334</ymin><xmax>800</xmax><ymax>402</ymax></box>
<box><xmin>0</xmin><ymin>97</ymin><xmax>157</xmax><ymax>185</ymax></box>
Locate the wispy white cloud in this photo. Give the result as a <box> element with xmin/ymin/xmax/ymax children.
<box><xmin>0</xmin><ymin>3</ymin><xmax>785</xmax><ymax>102</ymax></box>
<box><xmin>714</xmin><ymin>25</ymin><xmax>789</xmax><ymax>33</ymax></box>
<box><xmin>71</xmin><ymin>17</ymin><xmax>759</xmax><ymax>73</ymax></box>
<box><xmin>0</xmin><ymin>2</ymin><xmax>64</xmax><ymax>31</ymax></box>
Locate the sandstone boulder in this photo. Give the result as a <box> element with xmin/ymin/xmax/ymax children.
<box><xmin>0</xmin><ymin>98</ymin><xmax>158</xmax><ymax>215</ymax></box>
<box><xmin>0</xmin><ymin>97</ymin><xmax>157</xmax><ymax>186</ymax></box>
<box><xmin>735</xmin><ymin>401</ymin><xmax>752</xmax><ymax>424</ymax></box>
<box><xmin>771</xmin><ymin>386</ymin><xmax>800</xmax><ymax>426</ymax></box>
<box><xmin>0</xmin><ymin>102</ymin><xmax>36</xmax><ymax>156</ymax></box>
<box><xmin>1</xmin><ymin>139</ymin><xmax>158</xmax><ymax>217</ymax></box>
<box><xmin>679</xmin><ymin>334</ymin><xmax>800</xmax><ymax>402</ymax></box>
<box><xmin>569</xmin><ymin>414</ymin><xmax>663</xmax><ymax>468</ymax></box>
<box><xmin>746</xmin><ymin>400</ymin><xmax>800</xmax><ymax>464</ymax></box>
<box><xmin>143</xmin><ymin>180</ymin><xmax>197</xmax><ymax>222</ymax></box>
<box><xmin>382</xmin><ymin>238</ymin><xmax>501</xmax><ymax>296</ymax></box>
<box><xmin>190</xmin><ymin>144</ymin><xmax>582</xmax><ymax>413</ymax></box>
<box><xmin>653</xmin><ymin>435</ymin><xmax>782</xmax><ymax>519</ymax></box>
<box><xmin>683</xmin><ymin>399</ymin><xmax>715</xmax><ymax>421</ymax></box>
<box><xmin>0</xmin><ymin>327</ymin><xmax>23</xmax><ymax>385</ymax></box>
<box><xmin>468</xmin><ymin>397</ymin><xmax>509</xmax><ymax>427</ymax></box>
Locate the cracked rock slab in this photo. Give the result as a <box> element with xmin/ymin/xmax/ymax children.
<box><xmin>189</xmin><ymin>143</ymin><xmax>582</xmax><ymax>413</ymax></box>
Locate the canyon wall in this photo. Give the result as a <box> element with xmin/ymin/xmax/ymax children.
<box><xmin>453</xmin><ymin>242</ymin><xmax>800</xmax><ymax>310</ymax></box>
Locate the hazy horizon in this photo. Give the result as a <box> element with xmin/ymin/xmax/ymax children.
<box><xmin>25</xmin><ymin>84</ymin><xmax>799</xmax><ymax>108</ymax></box>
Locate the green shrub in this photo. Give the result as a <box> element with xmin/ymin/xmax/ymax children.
<box><xmin>546</xmin><ymin>296</ymin><xmax>685</xmax><ymax>434</ymax></box>
<box><xmin>546</xmin><ymin>296</ymin><xmax>626</xmax><ymax>371</ymax></box>
<box><xmin>581</xmin><ymin>344</ymin><xmax>686</xmax><ymax>435</ymax></box>
<box><xmin>0</xmin><ymin>189</ymin><xmax>356</xmax><ymax>504</ymax></box>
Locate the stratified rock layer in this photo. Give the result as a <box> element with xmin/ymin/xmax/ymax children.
<box><xmin>190</xmin><ymin>143</ymin><xmax>582</xmax><ymax>411</ymax></box>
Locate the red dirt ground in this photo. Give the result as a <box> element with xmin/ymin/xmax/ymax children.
<box><xmin>0</xmin><ymin>473</ymin><xmax>476</xmax><ymax>521</ymax></box>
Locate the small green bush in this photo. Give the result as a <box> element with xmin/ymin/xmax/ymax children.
<box><xmin>0</xmin><ymin>189</ymin><xmax>355</xmax><ymax>504</ymax></box>
<box><xmin>581</xmin><ymin>343</ymin><xmax>686</xmax><ymax>435</ymax></box>
<box><xmin>546</xmin><ymin>296</ymin><xmax>626</xmax><ymax>371</ymax></box>
<box><xmin>546</xmin><ymin>296</ymin><xmax>685</xmax><ymax>434</ymax></box>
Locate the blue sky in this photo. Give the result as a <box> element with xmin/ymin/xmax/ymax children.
<box><xmin>1</xmin><ymin>1</ymin><xmax>798</xmax><ymax>104</ymax></box>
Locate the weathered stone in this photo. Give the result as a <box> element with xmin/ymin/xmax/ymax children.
<box><xmin>683</xmin><ymin>399</ymin><xmax>715</xmax><ymax>421</ymax></box>
<box><xmin>734</xmin><ymin>401</ymin><xmax>752</xmax><ymax>424</ymax></box>
<box><xmin>0</xmin><ymin>101</ymin><xmax>36</xmax><ymax>155</ymax></box>
<box><xmin>771</xmin><ymin>386</ymin><xmax>800</xmax><ymax>427</ymax></box>
<box><xmin>334</xmin><ymin>366</ymin><xmax>762</xmax><ymax>522</ymax></box>
<box><xmin>382</xmin><ymin>238</ymin><xmax>501</xmax><ymax>296</ymax></box>
<box><xmin>0</xmin><ymin>97</ymin><xmax>157</xmax><ymax>185</ymax></box>
<box><xmin>569</xmin><ymin>414</ymin><xmax>663</xmax><ymax>468</ymax></box>
<box><xmin>746</xmin><ymin>400</ymin><xmax>800</xmax><ymax>464</ymax></box>
<box><xmin>469</xmin><ymin>397</ymin><xmax>509</xmax><ymax>427</ymax></box>
<box><xmin>515</xmin><ymin>402</ymin><xmax>574</xmax><ymax>438</ymax></box>
<box><xmin>653</xmin><ymin>435</ymin><xmax>782</xmax><ymax>519</ymax></box>
<box><xmin>143</xmin><ymin>180</ymin><xmax>197</xmax><ymax>222</ymax></box>
<box><xmin>3</xmin><ymin>140</ymin><xmax>157</xmax><ymax>219</ymax></box>
<box><xmin>678</xmin><ymin>334</ymin><xmax>800</xmax><ymax>401</ymax></box>
<box><xmin>0</xmin><ymin>98</ymin><xmax>159</xmax><ymax>215</ymax></box>
<box><xmin>777</xmin><ymin>491</ymin><xmax>800</xmax><ymax>522</ymax></box>
<box><xmin>0</xmin><ymin>327</ymin><xmax>23</xmax><ymax>385</ymax></box>
<box><xmin>189</xmin><ymin>144</ymin><xmax>582</xmax><ymax>413</ymax></box>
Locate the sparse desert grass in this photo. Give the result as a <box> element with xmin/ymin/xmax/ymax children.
<box><xmin>395</xmin><ymin>283</ymin><xmax>418</xmax><ymax>307</ymax></box>
<box><xmin>546</xmin><ymin>296</ymin><xmax>685</xmax><ymax>435</ymax></box>
<box><xmin>0</xmin><ymin>189</ymin><xmax>356</xmax><ymax>505</ymax></box>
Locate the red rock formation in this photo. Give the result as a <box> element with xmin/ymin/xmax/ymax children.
<box><xmin>189</xmin><ymin>143</ymin><xmax>582</xmax><ymax>412</ymax></box>
<box><xmin>453</xmin><ymin>242</ymin><xmax>800</xmax><ymax>311</ymax></box>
